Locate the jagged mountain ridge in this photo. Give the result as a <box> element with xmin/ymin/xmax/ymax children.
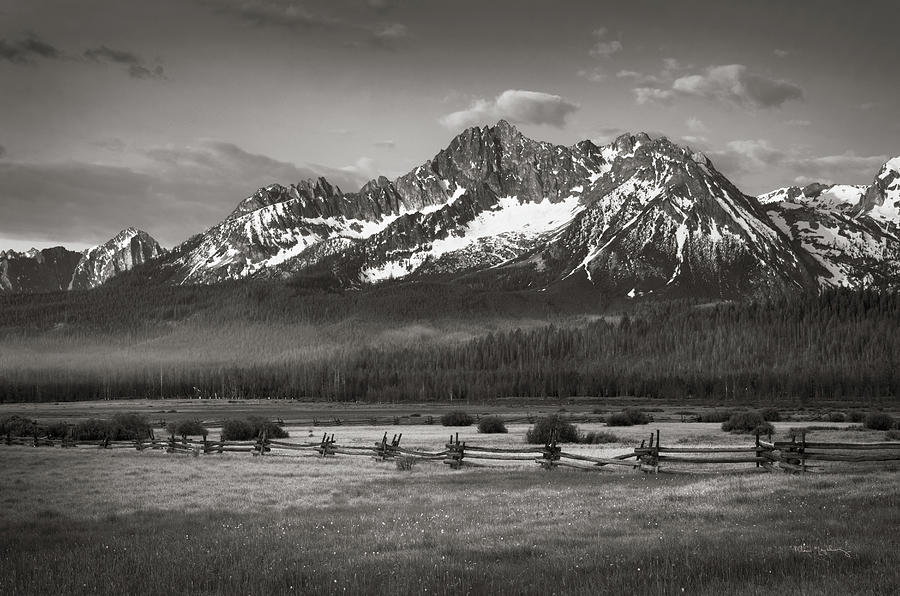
<box><xmin>7</xmin><ymin>122</ymin><xmax>900</xmax><ymax>297</ymax></box>
<box><xmin>759</xmin><ymin>158</ymin><xmax>900</xmax><ymax>288</ymax></box>
<box><xmin>69</xmin><ymin>228</ymin><xmax>164</xmax><ymax>290</ymax></box>
<box><xmin>0</xmin><ymin>229</ymin><xmax>163</xmax><ymax>294</ymax></box>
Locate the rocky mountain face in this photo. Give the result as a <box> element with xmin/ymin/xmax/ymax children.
<box><xmin>138</xmin><ymin>120</ymin><xmax>900</xmax><ymax>298</ymax></box>
<box><xmin>7</xmin><ymin>122</ymin><xmax>898</xmax><ymax>297</ymax></box>
<box><xmin>0</xmin><ymin>247</ymin><xmax>82</xmax><ymax>294</ymax></box>
<box><xmin>759</xmin><ymin>157</ymin><xmax>900</xmax><ymax>289</ymax></box>
<box><xmin>69</xmin><ymin>228</ymin><xmax>164</xmax><ymax>290</ymax></box>
<box><xmin>0</xmin><ymin>229</ymin><xmax>163</xmax><ymax>294</ymax></box>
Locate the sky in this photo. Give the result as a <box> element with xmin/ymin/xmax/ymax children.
<box><xmin>1</xmin><ymin>0</ymin><xmax>898</xmax><ymax>251</ymax></box>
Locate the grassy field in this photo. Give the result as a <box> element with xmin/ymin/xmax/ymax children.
<box><xmin>0</xmin><ymin>404</ymin><xmax>898</xmax><ymax>595</ymax></box>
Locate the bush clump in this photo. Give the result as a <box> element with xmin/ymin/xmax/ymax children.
<box><xmin>721</xmin><ymin>411</ymin><xmax>774</xmax><ymax>435</ymax></box>
<box><xmin>580</xmin><ymin>430</ymin><xmax>622</xmax><ymax>444</ymax></box>
<box><xmin>827</xmin><ymin>411</ymin><xmax>846</xmax><ymax>422</ymax></box>
<box><xmin>74</xmin><ymin>418</ymin><xmax>117</xmax><ymax>440</ymax></box>
<box><xmin>864</xmin><ymin>412</ymin><xmax>895</xmax><ymax>431</ymax></box>
<box><xmin>886</xmin><ymin>429</ymin><xmax>900</xmax><ymax>441</ymax></box>
<box><xmin>167</xmin><ymin>419</ymin><xmax>208</xmax><ymax>438</ymax></box>
<box><xmin>110</xmin><ymin>413</ymin><xmax>152</xmax><ymax>440</ymax></box>
<box><xmin>759</xmin><ymin>407</ymin><xmax>781</xmax><ymax>422</ymax></box>
<box><xmin>525</xmin><ymin>415</ymin><xmax>580</xmax><ymax>444</ymax></box>
<box><xmin>220</xmin><ymin>418</ymin><xmax>255</xmax><ymax>441</ymax></box>
<box><xmin>441</xmin><ymin>411</ymin><xmax>474</xmax><ymax>426</ymax></box>
<box><xmin>699</xmin><ymin>410</ymin><xmax>732</xmax><ymax>423</ymax></box>
<box><xmin>0</xmin><ymin>415</ymin><xmax>37</xmax><ymax>436</ymax></box>
<box><xmin>249</xmin><ymin>417</ymin><xmax>290</xmax><ymax>439</ymax></box>
<box><xmin>45</xmin><ymin>421</ymin><xmax>70</xmax><ymax>439</ymax></box>
<box><xmin>606</xmin><ymin>408</ymin><xmax>650</xmax><ymax>427</ymax></box>
<box><xmin>477</xmin><ymin>415</ymin><xmax>507</xmax><ymax>434</ymax></box>
<box><xmin>848</xmin><ymin>411</ymin><xmax>866</xmax><ymax>423</ymax></box>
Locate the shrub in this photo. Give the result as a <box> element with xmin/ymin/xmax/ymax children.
<box><xmin>606</xmin><ymin>408</ymin><xmax>649</xmax><ymax>427</ymax></box>
<box><xmin>440</xmin><ymin>411</ymin><xmax>474</xmax><ymax>426</ymax></box>
<box><xmin>580</xmin><ymin>430</ymin><xmax>622</xmax><ymax>444</ymax></box>
<box><xmin>827</xmin><ymin>412</ymin><xmax>846</xmax><ymax>422</ymax></box>
<box><xmin>111</xmin><ymin>413</ymin><xmax>152</xmax><ymax>440</ymax></box>
<box><xmin>477</xmin><ymin>416</ymin><xmax>507</xmax><ymax>434</ymax></box>
<box><xmin>699</xmin><ymin>410</ymin><xmax>732</xmax><ymax>423</ymax></box>
<box><xmin>848</xmin><ymin>411</ymin><xmax>866</xmax><ymax>423</ymax></box>
<box><xmin>0</xmin><ymin>415</ymin><xmax>37</xmax><ymax>436</ymax></box>
<box><xmin>168</xmin><ymin>419</ymin><xmax>208</xmax><ymax>438</ymax></box>
<box><xmin>864</xmin><ymin>412</ymin><xmax>895</xmax><ymax>431</ymax></box>
<box><xmin>221</xmin><ymin>418</ymin><xmax>255</xmax><ymax>441</ymax></box>
<box><xmin>759</xmin><ymin>408</ymin><xmax>781</xmax><ymax>422</ymax></box>
<box><xmin>525</xmin><ymin>415</ymin><xmax>579</xmax><ymax>444</ymax></box>
<box><xmin>74</xmin><ymin>418</ymin><xmax>117</xmax><ymax>441</ymax></box>
<box><xmin>248</xmin><ymin>417</ymin><xmax>289</xmax><ymax>439</ymax></box>
<box><xmin>885</xmin><ymin>429</ymin><xmax>900</xmax><ymax>441</ymax></box>
<box><xmin>45</xmin><ymin>422</ymin><xmax>70</xmax><ymax>439</ymax></box>
<box><xmin>395</xmin><ymin>456</ymin><xmax>417</xmax><ymax>471</ymax></box>
<box><xmin>721</xmin><ymin>411</ymin><xmax>774</xmax><ymax>435</ymax></box>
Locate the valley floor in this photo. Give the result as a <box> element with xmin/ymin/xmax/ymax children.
<box><xmin>0</xmin><ymin>407</ymin><xmax>898</xmax><ymax>595</ymax></box>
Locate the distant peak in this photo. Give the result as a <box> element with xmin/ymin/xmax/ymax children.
<box><xmin>493</xmin><ymin>119</ymin><xmax>519</xmax><ymax>134</ymax></box>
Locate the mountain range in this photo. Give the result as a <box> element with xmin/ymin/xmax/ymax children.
<box><xmin>0</xmin><ymin>228</ymin><xmax>162</xmax><ymax>293</ymax></box>
<box><xmin>3</xmin><ymin>122</ymin><xmax>898</xmax><ymax>298</ymax></box>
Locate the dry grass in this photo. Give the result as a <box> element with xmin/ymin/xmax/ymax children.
<box><xmin>0</xmin><ymin>442</ymin><xmax>898</xmax><ymax>595</ymax></box>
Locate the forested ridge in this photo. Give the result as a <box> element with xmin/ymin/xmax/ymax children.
<box><xmin>0</xmin><ymin>283</ymin><xmax>898</xmax><ymax>403</ymax></box>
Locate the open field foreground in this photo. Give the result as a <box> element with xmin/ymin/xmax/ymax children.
<box><xmin>1</xmin><ymin>444</ymin><xmax>898</xmax><ymax>595</ymax></box>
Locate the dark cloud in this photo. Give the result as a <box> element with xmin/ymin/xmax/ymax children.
<box><xmin>84</xmin><ymin>45</ymin><xmax>166</xmax><ymax>79</ymax></box>
<box><xmin>707</xmin><ymin>139</ymin><xmax>886</xmax><ymax>187</ymax></box>
<box><xmin>440</xmin><ymin>90</ymin><xmax>579</xmax><ymax>129</ymax></box>
<box><xmin>672</xmin><ymin>64</ymin><xmax>803</xmax><ymax>109</ymax></box>
<box><xmin>0</xmin><ymin>34</ymin><xmax>61</xmax><ymax>64</ymax></box>
<box><xmin>0</xmin><ymin>141</ymin><xmax>370</xmax><ymax>248</ymax></box>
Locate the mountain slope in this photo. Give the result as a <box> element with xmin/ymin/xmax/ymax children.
<box><xmin>759</xmin><ymin>160</ymin><xmax>900</xmax><ymax>288</ymax></box>
<box><xmin>69</xmin><ymin>228</ymin><xmax>164</xmax><ymax>290</ymax></box>
<box><xmin>0</xmin><ymin>247</ymin><xmax>82</xmax><ymax>294</ymax></box>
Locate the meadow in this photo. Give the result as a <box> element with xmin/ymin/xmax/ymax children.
<box><xmin>0</xmin><ymin>402</ymin><xmax>898</xmax><ymax>595</ymax></box>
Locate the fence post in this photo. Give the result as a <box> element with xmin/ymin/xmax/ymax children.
<box><xmin>444</xmin><ymin>433</ymin><xmax>464</xmax><ymax>469</ymax></box>
<box><xmin>755</xmin><ymin>432</ymin><xmax>760</xmax><ymax>468</ymax></box>
<box><xmin>539</xmin><ymin>430</ymin><xmax>561</xmax><ymax>470</ymax></box>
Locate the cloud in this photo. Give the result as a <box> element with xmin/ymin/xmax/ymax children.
<box><xmin>0</xmin><ymin>33</ymin><xmax>61</xmax><ymax>64</ymax></box>
<box><xmin>84</xmin><ymin>45</ymin><xmax>166</xmax><ymax>79</ymax></box>
<box><xmin>577</xmin><ymin>67</ymin><xmax>606</xmax><ymax>82</ymax></box>
<box><xmin>633</xmin><ymin>87</ymin><xmax>674</xmax><ymax>105</ymax></box>
<box><xmin>366</xmin><ymin>22</ymin><xmax>408</xmax><ymax>49</ymax></box>
<box><xmin>588</xmin><ymin>27</ymin><xmax>622</xmax><ymax>58</ymax></box>
<box><xmin>340</xmin><ymin>156</ymin><xmax>379</xmax><ymax>180</ymax></box>
<box><xmin>706</xmin><ymin>138</ymin><xmax>886</xmax><ymax>187</ymax></box>
<box><xmin>204</xmin><ymin>0</ymin><xmax>342</xmax><ymax>29</ymax></box>
<box><xmin>373</xmin><ymin>140</ymin><xmax>396</xmax><ymax>149</ymax></box>
<box><xmin>0</xmin><ymin>145</ymin><xmax>6</xmax><ymax>159</ymax></box>
<box><xmin>773</xmin><ymin>49</ymin><xmax>789</xmax><ymax>58</ymax></box>
<box><xmin>789</xmin><ymin>153</ymin><xmax>888</xmax><ymax>184</ymax></box>
<box><xmin>686</xmin><ymin>117</ymin><xmax>708</xmax><ymax>133</ymax></box>
<box><xmin>672</xmin><ymin>64</ymin><xmax>803</xmax><ymax>109</ymax></box>
<box><xmin>785</xmin><ymin>119</ymin><xmax>811</xmax><ymax>127</ymax></box>
<box><xmin>0</xmin><ymin>141</ymin><xmax>370</xmax><ymax>248</ymax></box>
<box><xmin>439</xmin><ymin>89</ymin><xmax>579</xmax><ymax>129</ymax></box>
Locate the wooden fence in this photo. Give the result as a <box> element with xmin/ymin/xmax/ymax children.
<box><xmin>3</xmin><ymin>429</ymin><xmax>899</xmax><ymax>474</ymax></box>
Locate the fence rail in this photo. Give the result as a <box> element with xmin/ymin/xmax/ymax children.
<box><xmin>2</xmin><ymin>428</ymin><xmax>899</xmax><ymax>474</ymax></box>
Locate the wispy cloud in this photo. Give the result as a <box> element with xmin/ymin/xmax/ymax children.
<box><xmin>633</xmin><ymin>87</ymin><xmax>674</xmax><ymax>105</ymax></box>
<box><xmin>588</xmin><ymin>27</ymin><xmax>622</xmax><ymax>58</ymax></box>
<box><xmin>373</xmin><ymin>140</ymin><xmax>396</xmax><ymax>149</ymax></box>
<box><xmin>0</xmin><ymin>140</ymin><xmax>370</xmax><ymax>248</ymax></box>
<box><xmin>672</xmin><ymin>64</ymin><xmax>803</xmax><ymax>109</ymax></box>
<box><xmin>439</xmin><ymin>89</ymin><xmax>579</xmax><ymax>129</ymax></box>
<box><xmin>0</xmin><ymin>33</ymin><xmax>61</xmax><ymax>64</ymax></box>
<box><xmin>84</xmin><ymin>45</ymin><xmax>165</xmax><ymax>80</ymax></box>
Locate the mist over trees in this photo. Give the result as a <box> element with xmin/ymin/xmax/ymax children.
<box><xmin>0</xmin><ymin>283</ymin><xmax>898</xmax><ymax>403</ymax></box>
